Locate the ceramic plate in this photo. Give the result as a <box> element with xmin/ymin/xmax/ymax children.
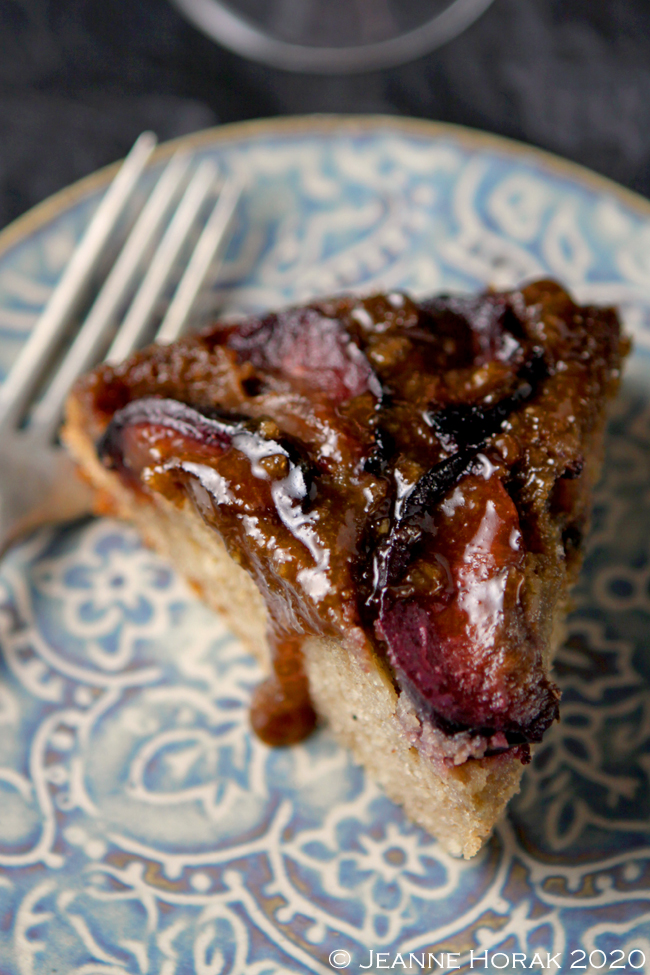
<box><xmin>2</xmin><ymin>116</ymin><xmax>650</xmax><ymax>975</ymax></box>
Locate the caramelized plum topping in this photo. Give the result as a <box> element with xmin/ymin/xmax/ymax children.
<box><xmin>225</xmin><ymin>306</ymin><xmax>380</xmax><ymax>405</ymax></box>
<box><xmin>378</xmin><ymin>471</ymin><xmax>559</xmax><ymax>741</ymax></box>
<box><xmin>427</xmin><ymin>347</ymin><xmax>547</xmax><ymax>450</ymax></box>
<box><xmin>365</xmin><ymin>447</ymin><xmax>477</xmax><ymax>604</ymax></box>
<box><xmin>363</xmin><ymin>350</ymin><xmax>547</xmax><ymax>606</ymax></box>
<box><xmin>98</xmin><ymin>396</ymin><xmax>315</xmax><ymax>508</ymax></box>
<box><xmin>98</xmin><ymin>397</ymin><xmax>238</xmax><ymax>476</ymax></box>
<box><xmin>77</xmin><ymin>282</ymin><xmax>626</xmax><ymax>759</ymax></box>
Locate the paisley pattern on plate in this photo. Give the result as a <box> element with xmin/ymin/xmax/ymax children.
<box><xmin>1</xmin><ymin>118</ymin><xmax>650</xmax><ymax>974</ymax></box>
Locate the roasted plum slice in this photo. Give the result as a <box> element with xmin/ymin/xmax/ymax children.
<box><xmin>378</xmin><ymin>470</ymin><xmax>559</xmax><ymax>744</ymax></box>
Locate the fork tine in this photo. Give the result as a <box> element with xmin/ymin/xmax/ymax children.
<box><xmin>29</xmin><ymin>151</ymin><xmax>193</xmax><ymax>440</ymax></box>
<box><xmin>0</xmin><ymin>132</ymin><xmax>157</xmax><ymax>432</ymax></box>
<box><xmin>155</xmin><ymin>175</ymin><xmax>242</xmax><ymax>346</ymax></box>
<box><xmin>105</xmin><ymin>159</ymin><xmax>218</xmax><ymax>365</ymax></box>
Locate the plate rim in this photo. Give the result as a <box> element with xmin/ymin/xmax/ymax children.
<box><xmin>1</xmin><ymin>113</ymin><xmax>650</xmax><ymax>266</ymax></box>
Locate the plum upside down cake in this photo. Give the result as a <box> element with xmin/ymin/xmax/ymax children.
<box><xmin>63</xmin><ymin>279</ymin><xmax>628</xmax><ymax>857</ymax></box>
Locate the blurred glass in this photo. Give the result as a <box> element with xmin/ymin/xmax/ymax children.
<box><xmin>169</xmin><ymin>0</ymin><xmax>495</xmax><ymax>73</ymax></box>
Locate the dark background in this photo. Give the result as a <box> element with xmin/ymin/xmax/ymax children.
<box><xmin>2</xmin><ymin>0</ymin><xmax>649</xmax><ymax>231</ymax></box>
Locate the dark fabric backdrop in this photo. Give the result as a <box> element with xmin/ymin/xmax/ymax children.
<box><xmin>2</xmin><ymin>0</ymin><xmax>649</xmax><ymax>231</ymax></box>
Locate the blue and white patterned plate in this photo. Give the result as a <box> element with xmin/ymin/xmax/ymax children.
<box><xmin>2</xmin><ymin>116</ymin><xmax>650</xmax><ymax>975</ymax></box>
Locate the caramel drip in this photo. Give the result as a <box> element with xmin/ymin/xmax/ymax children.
<box><xmin>250</xmin><ymin>632</ymin><xmax>317</xmax><ymax>746</ymax></box>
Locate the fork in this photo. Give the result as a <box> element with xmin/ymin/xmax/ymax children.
<box><xmin>0</xmin><ymin>131</ymin><xmax>242</xmax><ymax>554</ymax></box>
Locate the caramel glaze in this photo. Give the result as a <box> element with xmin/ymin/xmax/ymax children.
<box><xmin>251</xmin><ymin>632</ymin><xmax>317</xmax><ymax>746</ymax></box>
<box><xmin>79</xmin><ymin>280</ymin><xmax>628</xmax><ymax>760</ymax></box>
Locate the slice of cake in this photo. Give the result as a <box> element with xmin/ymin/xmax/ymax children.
<box><xmin>63</xmin><ymin>279</ymin><xmax>627</xmax><ymax>857</ymax></box>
